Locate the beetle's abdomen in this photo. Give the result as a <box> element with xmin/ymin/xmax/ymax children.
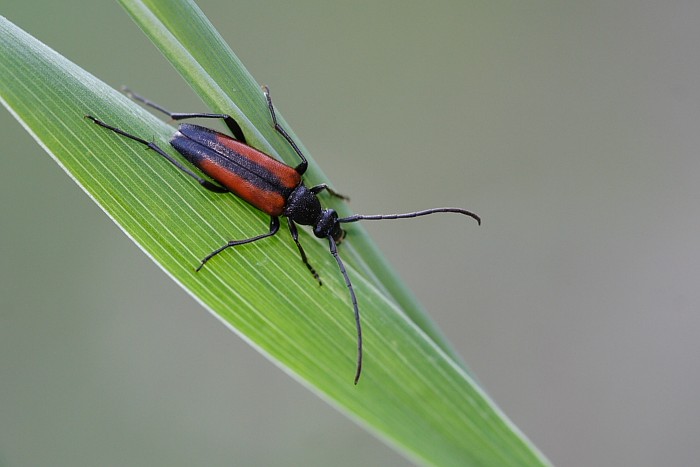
<box><xmin>171</xmin><ymin>124</ymin><xmax>301</xmax><ymax>216</ymax></box>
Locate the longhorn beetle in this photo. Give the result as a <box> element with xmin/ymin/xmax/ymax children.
<box><xmin>86</xmin><ymin>86</ymin><xmax>480</xmax><ymax>384</ymax></box>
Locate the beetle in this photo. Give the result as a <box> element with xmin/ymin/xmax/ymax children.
<box><xmin>86</xmin><ymin>86</ymin><xmax>480</xmax><ymax>384</ymax></box>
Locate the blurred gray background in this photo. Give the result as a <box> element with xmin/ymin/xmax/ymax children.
<box><xmin>2</xmin><ymin>1</ymin><xmax>700</xmax><ymax>466</ymax></box>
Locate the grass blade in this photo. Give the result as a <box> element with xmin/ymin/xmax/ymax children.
<box><xmin>118</xmin><ymin>0</ymin><xmax>466</xmax><ymax>364</ymax></box>
<box><xmin>0</xmin><ymin>12</ymin><xmax>549</xmax><ymax>466</ymax></box>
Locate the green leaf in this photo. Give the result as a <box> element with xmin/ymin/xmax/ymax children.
<box><xmin>118</xmin><ymin>0</ymin><xmax>465</xmax><ymax>362</ymax></box>
<box><xmin>0</xmin><ymin>9</ymin><xmax>549</xmax><ymax>467</ymax></box>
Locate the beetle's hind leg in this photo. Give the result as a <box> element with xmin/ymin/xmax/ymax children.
<box><xmin>85</xmin><ymin>115</ymin><xmax>228</xmax><ymax>193</ymax></box>
<box><xmin>121</xmin><ymin>88</ymin><xmax>247</xmax><ymax>143</ymax></box>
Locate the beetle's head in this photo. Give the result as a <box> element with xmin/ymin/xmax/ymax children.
<box><xmin>314</xmin><ymin>208</ymin><xmax>345</xmax><ymax>243</ymax></box>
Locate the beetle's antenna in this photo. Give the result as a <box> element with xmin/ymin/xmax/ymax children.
<box><xmin>339</xmin><ymin>207</ymin><xmax>481</xmax><ymax>225</ymax></box>
<box><xmin>328</xmin><ymin>236</ymin><xmax>363</xmax><ymax>384</ymax></box>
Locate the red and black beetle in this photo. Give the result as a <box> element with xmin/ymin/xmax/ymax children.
<box><xmin>86</xmin><ymin>86</ymin><xmax>480</xmax><ymax>384</ymax></box>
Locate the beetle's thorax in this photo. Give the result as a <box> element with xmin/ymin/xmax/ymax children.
<box><xmin>284</xmin><ymin>185</ymin><xmax>344</xmax><ymax>241</ymax></box>
<box><xmin>284</xmin><ymin>184</ymin><xmax>323</xmax><ymax>226</ymax></box>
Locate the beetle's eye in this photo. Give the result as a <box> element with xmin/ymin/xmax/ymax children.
<box><xmin>333</xmin><ymin>226</ymin><xmax>346</xmax><ymax>244</ymax></box>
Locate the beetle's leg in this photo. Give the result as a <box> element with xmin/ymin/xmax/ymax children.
<box><xmin>287</xmin><ymin>219</ymin><xmax>322</xmax><ymax>285</ymax></box>
<box><xmin>310</xmin><ymin>184</ymin><xmax>350</xmax><ymax>201</ymax></box>
<box><xmin>122</xmin><ymin>88</ymin><xmax>247</xmax><ymax>143</ymax></box>
<box><xmin>197</xmin><ymin>217</ymin><xmax>281</xmax><ymax>272</ymax></box>
<box><xmin>262</xmin><ymin>85</ymin><xmax>309</xmax><ymax>176</ymax></box>
<box><xmin>85</xmin><ymin>115</ymin><xmax>228</xmax><ymax>193</ymax></box>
